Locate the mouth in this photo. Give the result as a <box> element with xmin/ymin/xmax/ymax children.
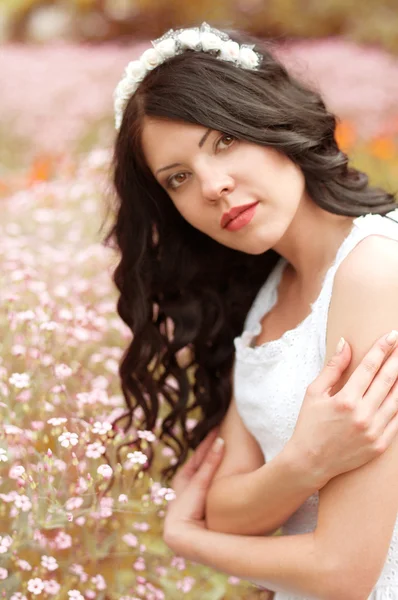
<box><xmin>221</xmin><ymin>201</ymin><xmax>259</xmax><ymax>230</ymax></box>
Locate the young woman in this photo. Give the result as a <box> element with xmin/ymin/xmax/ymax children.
<box><xmin>107</xmin><ymin>22</ymin><xmax>398</xmax><ymax>599</ymax></box>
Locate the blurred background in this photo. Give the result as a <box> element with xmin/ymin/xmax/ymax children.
<box><xmin>0</xmin><ymin>2</ymin><xmax>398</xmax><ymax>599</ymax></box>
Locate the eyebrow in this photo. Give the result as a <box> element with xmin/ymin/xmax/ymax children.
<box><xmin>155</xmin><ymin>128</ymin><xmax>213</xmax><ymax>176</ymax></box>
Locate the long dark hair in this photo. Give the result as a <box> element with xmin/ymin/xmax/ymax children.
<box><xmin>104</xmin><ymin>27</ymin><xmax>397</xmax><ymax>484</ymax></box>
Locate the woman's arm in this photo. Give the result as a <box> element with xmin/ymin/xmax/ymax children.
<box><xmin>167</xmin><ymin>236</ymin><xmax>398</xmax><ymax>600</ymax></box>
<box><xmin>205</xmin><ymin>396</ymin><xmax>321</xmax><ymax>536</ymax></box>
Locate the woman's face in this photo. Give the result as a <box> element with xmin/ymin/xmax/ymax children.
<box><xmin>141</xmin><ymin>117</ymin><xmax>306</xmax><ymax>254</ymax></box>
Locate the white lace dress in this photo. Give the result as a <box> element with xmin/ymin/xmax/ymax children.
<box><xmin>233</xmin><ymin>209</ymin><xmax>398</xmax><ymax>600</ymax></box>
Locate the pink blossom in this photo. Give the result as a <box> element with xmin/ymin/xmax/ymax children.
<box><xmin>54</xmin><ymin>363</ymin><xmax>73</xmax><ymax>379</ymax></box>
<box><xmin>0</xmin><ymin>449</ymin><xmax>8</xmax><ymax>462</ymax></box>
<box><xmin>11</xmin><ymin>594</ymin><xmax>28</xmax><ymax>600</ymax></box>
<box><xmin>85</xmin><ymin>441</ymin><xmax>106</xmax><ymax>458</ymax></box>
<box><xmin>176</xmin><ymin>576</ymin><xmax>196</xmax><ymax>593</ymax></box>
<box><xmin>43</xmin><ymin>580</ymin><xmax>61</xmax><ymax>595</ymax></box>
<box><xmin>68</xmin><ymin>591</ymin><xmax>85</xmax><ymax>600</ymax></box>
<box><xmin>91</xmin><ymin>574</ymin><xmax>106</xmax><ymax>590</ymax></box>
<box><xmin>41</xmin><ymin>555</ymin><xmax>58</xmax><ymax>571</ymax></box>
<box><xmin>14</xmin><ymin>494</ymin><xmax>32</xmax><ymax>512</ymax></box>
<box><xmin>0</xmin><ymin>567</ymin><xmax>8</xmax><ymax>579</ymax></box>
<box><xmin>16</xmin><ymin>559</ymin><xmax>32</xmax><ymax>571</ymax></box>
<box><xmin>53</xmin><ymin>531</ymin><xmax>72</xmax><ymax>549</ymax></box>
<box><xmin>122</xmin><ymin>533</ymin><xmax>138</xmax><ymax>547</ymax></box>
<box><xmin>65</xmin><ymin>497</ymin><xmax>84</xmax><ymax>511</ymax></box>
<box><xmin>27</xmin><ymin>578</ymin><xmax>45</xmax><ymax>594</ymax></box>
<box><xmin>97</xmin><ymin>464</ymin><xmax>112</xmax><ymax>478</ymax></box>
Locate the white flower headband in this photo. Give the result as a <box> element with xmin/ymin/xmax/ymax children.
<box><xmin>113</xmin><ymin>21</ymin><xmax>263</xmax><ymax>131</ymax></box>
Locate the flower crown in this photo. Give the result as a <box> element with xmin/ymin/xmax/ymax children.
<box><xmin>113</xmin><ymin>21</ymin><xmax>263</xmax><ymax>131</ymax></box>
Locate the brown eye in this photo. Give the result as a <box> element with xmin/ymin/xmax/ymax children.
<box><xmin>217</xmin><ymin>134</ymin><xmax>236</xmax><ymax>150</ymax></box>
<box><xmin>168</xmin><ymin>172</ymin><xmax>188</xmax><ymax>190</ymax></box>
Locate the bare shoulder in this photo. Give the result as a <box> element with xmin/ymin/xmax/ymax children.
<box><xmin>326</xmin><ymin>234</ymin><xmax>398</xmax><ymax>362</ymax></box>
<box><xmin>334</xmin><ymin>234</ymin><xmax>398</xmax><ymax>292</ymax></box>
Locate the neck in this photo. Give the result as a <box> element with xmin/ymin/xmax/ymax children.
<box><xmin>272</xmin><ymin>195</ymin><xmax>356</xmax><ymax>289</ymax></box>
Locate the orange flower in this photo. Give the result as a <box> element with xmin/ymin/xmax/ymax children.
<box><xmin>335</xmin><ymin>120</ymin><xmax>357</xmax><ymax>152</ymax></box>
<box><xmin>368</xmin><ymin>136</ymin><xmax>396</xmax><ymax>161</ymax></box>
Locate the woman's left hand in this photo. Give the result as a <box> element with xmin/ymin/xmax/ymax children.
<box><xmin>163</xmin><ymin>427</ymin><xmax>225</xmax><ymax>557</ymax></box>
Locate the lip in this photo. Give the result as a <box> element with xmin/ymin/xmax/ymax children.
<box><xmin>221</xmin><ymin>201</ymin><xmax>259</xmax><ymax>229</ymax></box>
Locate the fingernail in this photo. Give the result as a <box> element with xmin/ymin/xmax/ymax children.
<box><xmin>212</xmin><ymin>437</ymin><xmax>225</xmax><ymax>453</ymax></box>
<box><xmin>336</xmin><ymin>337</ymin><xmax>345</xmax><ymax>354</ymax></box>
<box><xmin>386</xmin><ymin>330</ymin><xmax>398</xmax><ymax>346</ymax></box>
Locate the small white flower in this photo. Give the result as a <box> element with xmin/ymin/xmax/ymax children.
<box><xmin>47</xmin><ymin>417</ymin><xmax>67</xmax><ymax>426</ymax></box>
<box><xmin>239</xmin><ymin>47</ymin><xmax>260</xmax><ymax>69</ymax></box>
<box><xmin>200</xmin><ymin>31</ymin><xmax>223</xmax><ymax>52</ymax></box>
<box><xmin>137</xmin><ymin>429</ymin><xmax>156</xmax><ymax>442</ymax></box>
<box><xmin>220</xmin><ymin>39</ymin><xmax>240</xmax><ymax>62</ymax></box>
<box><xmin>127</xmin><ymin>451</ymin><xmax>148</xmax><ymax>465</ymax></box>
<box><xmin>178</xmin><ymin>28</ymin><xmax>201</xmax><ymax>50</ymax></box>
<box><xmin>140</xmin><ymin>47</ymin><xmax>163</xmax><ymax>71</ymax></box>
<box><xmin>154</xmin><ymin>37</ymin><xmax>177</xmax><ymax>59</ymax></box>
<box><xmin>0</xmin><ymin>567</ymin><xmax>8</xmax><ymax>579</ymax></box>
<box><xmin>92</xmin><ymin>421</ymin><xmax>112</xmax><ymax>435</ymax></box>
<box><xmin>9</xmin><ymin>373</ymin><xmax>30</xmax><ymax>389</ymax></box>
<box><xmin>0</xmin><ymin>449</ymin><xmax>8</xmax><ymax>462</ymax></box>
<box><xmin>11</xmin><ymin>594</ymin><xmax>28</xmax><ymax>600</ymax></box>
<box><xmin>124</xmin><ymin>59</ymin><xmax>146</xmax><ymax>81</ymax></box>
<box><xmin>118</xmin><ymin>493</ymin><xmax>128</xmax><ymax>503</ymax></box>
<box><xmin>58</xmin><ymin>432</ymin><xmax>79</xmax><ymax>448</ymax></box>
<box><xmin>97</xmin><ymin>464</ymin><xmax>113</xmax><ymax>479</ymax></box>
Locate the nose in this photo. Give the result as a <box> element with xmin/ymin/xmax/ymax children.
<box><xmin>199</xmin><ymin>166</ymin><xmax>235</xmax><ymax>202</ymax></box>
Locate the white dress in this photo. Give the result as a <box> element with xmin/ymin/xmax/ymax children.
<box><xmin>233</xmin><ymin>208</ymin><xmax>398</xmax><ymax>600</ymax></box>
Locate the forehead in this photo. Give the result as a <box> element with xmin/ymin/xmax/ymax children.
<box><xmin>141</xmin><ymin>116</ymin><xmax>207</xmax><ymax>171</ymax></box>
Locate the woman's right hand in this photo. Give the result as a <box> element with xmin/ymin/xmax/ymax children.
<box><xmin>289</xmin><ymin>331</ymin><xmax>398</xmax><ymax>488</ymax></box>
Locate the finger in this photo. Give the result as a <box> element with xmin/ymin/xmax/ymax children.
<box><xmin>368</xmin><ymin>376</ymin><xmax>398</xmax><ymax>439</ymax></box>
<box><xmin>180</xmin><ymin>437</ymin><xmax>225</xmax><ymax>522</ymax></box>
<box><xmin>375</xmin><ymin>406</ymin><xmax>398</xmax><ymax>456</ymax></box>
<box><xmin>184</xmin><ymin>428</ymin><xmax>220</xmax><ymax>475</ymax></box>
<box><xmin>362</xmin><ymin>345</ymin><xmax>398</xmax><ymax>413</ymax></box>
<box><xmin>343</xmin><ymin>330</ymin><xmax>398</xmax><ymax>399</ymax></box>
<box><xmin>192</xmin><ymin>437</ymin><xmax>225</xmax><ymax>490</ymax></box>
<box><xmin>172</xmin><ymin>428</ymin><xmax>220</xmax><ymax>491</ymax></box>
<box><xmin>309</xmin><ymin>337</ymin><xmax>351</xmax><ymax>396</ymax></box>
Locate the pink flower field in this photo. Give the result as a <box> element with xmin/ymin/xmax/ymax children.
<box><xmin>0</xmin><ymin>38</ymin><xmax>397</xmax><ymax>599</ymax></box>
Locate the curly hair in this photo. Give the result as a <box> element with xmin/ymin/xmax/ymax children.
<box><xmin>103</xmin><ymin>27</ymin><xmax>397</xmax><ymax>484</ymax></box>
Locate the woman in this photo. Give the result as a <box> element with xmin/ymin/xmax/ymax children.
<box><xmin>107</xmin><ymin>22</ymin><xmax>398</xmax><ymax>599</ymax></box>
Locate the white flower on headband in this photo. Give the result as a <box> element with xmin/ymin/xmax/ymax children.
<box><xmin>141</xmin><ymin>48</ymin><xmax>163</xmax><ymax>71</ymax></box>
<box><xmin>177</xmin><ymin>28</ymin><xmax>201</xmax><ymax>50</ymax></box>
<box><xmin>154</xmin><ymin>38</ymin><xmax>177</xmax><ymax>59</ymax></box>
<box><xmin>219</xmin><ymin>40</ymin><xmax>240</xmax><ymax>62</ymax></box>
<box><xmin>113</xmin><ymin>22</ymin><xmax>263</xmax><ymax>131</ymax></box>
<box><xmin>200</xmin><ymin>31</ymin><xmax>223</xmax><ymax>52</ymax></box>
<box><xmin>124</xmin><ymin>60</ymin><xmax>146</xmax><ymax>82</ymax></box>
<box><xmin>239</xmin><ymin>47</ymin><xmax>260</xmax><ymax>69</ymax></box>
